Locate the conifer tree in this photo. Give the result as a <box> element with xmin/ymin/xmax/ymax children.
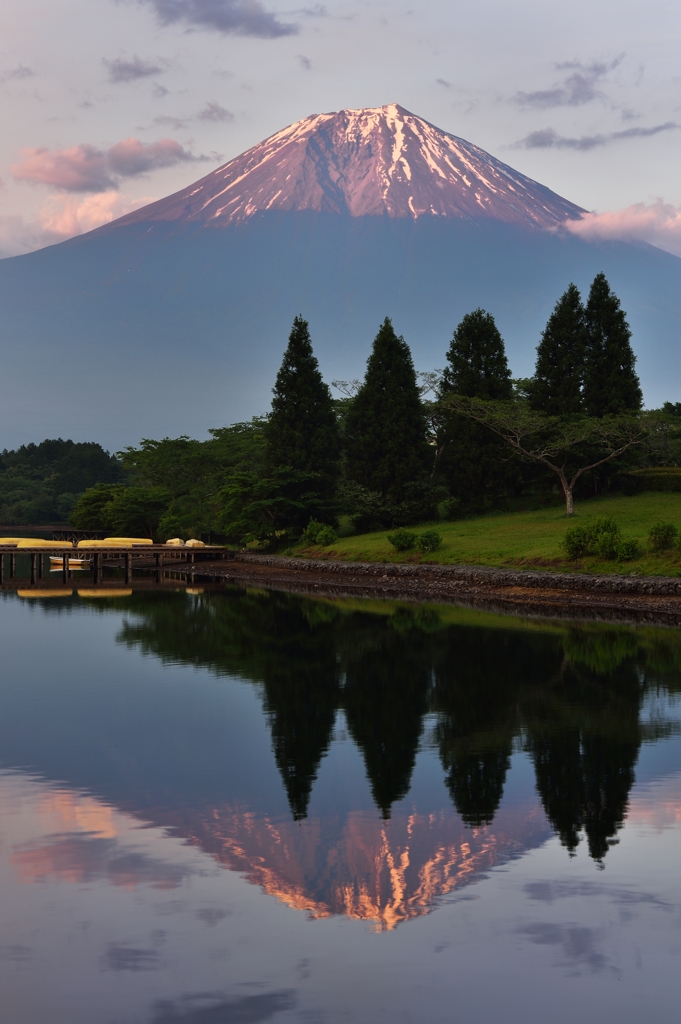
<box><xmin>440</xmin><ymin>308</ymin><xmax>512</xmax><ymax>400</ymax></box>
<box><xmin>583</xmin><ymin>273</ymin><xmax>642</xmax><ymax>417</ymax></box>
<box><xmin>531</xmin><ymin>283</ymin><xmax>585</xmax><ymax>415</ymax></box>
<box><xmin>345</xmin><ymin>318</ymin><xmax>429</xmax><ymax>500</ymax></box>
<box><xmin>261</xmin><ymin>315</ymin><xmax>340</xmax><ymax>529</ymax></box>
<box><xmin>437</xmin><ymin>309</ymin><xmax>514</xmax><ymax>511</ymax></box>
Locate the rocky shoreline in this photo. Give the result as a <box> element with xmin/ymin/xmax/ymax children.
<box><xmin>187</xmin><ymin>553</ymin><xmax>681</xmax><ymax>626</ymax></box>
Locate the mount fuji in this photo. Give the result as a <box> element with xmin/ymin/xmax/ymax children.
<box><xmin>1</xmin><ymin>104</ymin><xmax>679</xmax><ymax>448</ymax></box>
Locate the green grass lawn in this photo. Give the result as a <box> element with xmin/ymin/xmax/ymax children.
<box><xmin>296</xmin><ymin>492</ymin><xmax>681</xmax><ymax>576</ymax></box>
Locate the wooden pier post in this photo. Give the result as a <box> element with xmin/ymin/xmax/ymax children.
<box><xmin>93</xmin><ymin>551</ymin><xmax>100</xmax><ymax>584</ymax></box>
<box><xmin>0</xmin><ymin>553</ymin><xmax>4</xmax><ymax>584</ymax></box>
<box><xmin>124</xmin><ymin>551</ymin><xmax>131</xmax><ymax>584</ymax></box>
<box><xmin>9</xmin><ymin>553</ymin><xmax>16</xmax><ymax>579</ymax></box>
<box><xmin>30</xmin><ymin>553</ymin><xmax>37</xmax><ymax>584</ymax></box>
<box><xmin>62</xmin><ymin>552</ymin><xmax>68</xmax><ymax>582</ymax></box>
<box><xmin>38</xmin><ymin>552</ymin><xmax>43</xmax><ymax>578</ymax></box>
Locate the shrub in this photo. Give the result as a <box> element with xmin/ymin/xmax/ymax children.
<box><xmin>596</xmin><ymin>531</ymin><xmax>620</xmax><ymax>561</ymax></box>
<box><xmin>301</xmin><ymin>519</ymin><xmax>326</xmax><ymax>545</ymax></box>
<box><xmin>418</xmin><ymin>529</ymin><xmax>442</xmax><ymax>553</ymax></box>
<box><xmin>316</xmin><ymin>525</ymin><xmax>338</xmax><ymax>546</ymax></box>
<box><xmin>563</xmin><ymin>525</ymin><xmax>591</xmax><ymax>559</ymax></box>
<box><xmin>617</xmin><ymin>538</ymin><xmax>640</xmax><ymax>561</ymax></box>
<box><xmin>564</xmin><ymin>516</ymin><xmax>622</xmax><ymax>561</ymax></box>
<box><xmin>648</xmin><ymin>521</ymin><xmax>678</xmax><ymax>552</ymax></box>
<box><xmin>388</xmin><ymin>528</ymin><xmax>417</xmax><ymax>551</ymax></box>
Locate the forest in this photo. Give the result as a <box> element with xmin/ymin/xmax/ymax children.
<box><xmin>8</xmin><ymin>272</ymin><xmax>681</xmax><ymax>538</ymax></box>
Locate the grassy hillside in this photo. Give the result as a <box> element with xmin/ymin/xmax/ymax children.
<box><xmin>297</xmin><ymin>493</ymin><xmax>681</xmax><ymax>576</ymax></box>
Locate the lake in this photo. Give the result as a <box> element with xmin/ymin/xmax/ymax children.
<box><xmin>0</xmin><ymin>584</ymin><xmax>679</xmax><ymax>1023</ymax></box>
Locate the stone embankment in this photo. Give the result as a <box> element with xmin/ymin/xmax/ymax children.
<box><xmin>189</xmin><ymin>553</ymin><xmax>681</xmax><ymax>626</ymax></box>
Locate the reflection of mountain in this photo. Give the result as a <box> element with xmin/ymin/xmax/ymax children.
<box><xmin>136</xmin><ymin>802</ymin><xmax>553</xmax><ymax>931</ymax></box>
<box><xmin>115</xmin><ymin>591</ymin><xmax>681</xmax><ymax>863</ymax></box>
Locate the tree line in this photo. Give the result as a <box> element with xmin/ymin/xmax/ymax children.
<box><xmin>70</xmin><ymin>272</ymin><xmax>680</xmax><ymax>539</ymax></box>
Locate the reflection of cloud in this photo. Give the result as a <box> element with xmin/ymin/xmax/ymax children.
<box><xmin>196</xmin><ymin>907</ymin><xmax>230</xmax><ymax>927</ymax></box>
<box><xmin>103</xmin><ymin>55</ymin><xmax>163</xmax><ymax>83</ymax></box>
<box><xmin>513</xmin><ymin>57</ymin><xmax>623</xmax><ymax>109</ymax></box>
<box><xmin>524</xmin><ymin>880</ymin><xmax>671</xmax><ymax>909</ymax></box>
<box><xmin>13</xmin><ymin>137</ymin><xmax>207</xmax><ymax>192</ymax></box>
<box><xmin>140</xmin><ymin>0</ymin><xmax>297</xmax><ymax>38</ymax></box>
<box><xmin>103</xmin><ymin>942</ymin><xmax>160</xmax><ymax>971</ymax></box>
<box><xmin>564</xmin><ymin>200</ymin><xmax>681</xmax><ymax>257</ymax></box>
<box><xmin>151</xmin><ymin>990</ymin><xmax>296</xmax><ymax>1023</ymax></box>
<box><xmin>517</xmin><ymin>922</ymin><xmax>610</xmax><ymax>974</ymax></box>
<box><xmin>516</xmin><ymin>121</ymin><xmax>678</xmax><ymax>151</ymax></box>
<box><xmin>11</xmin><ymin>834</ymin><xmax>193</xmax><ymax>889</ymax></box>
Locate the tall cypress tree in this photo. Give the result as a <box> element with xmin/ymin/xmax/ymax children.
<box><xmin>345</xmin><ymin>318</ymin><xmax>429</xmax><ymax>500</ymax></box>
<box><xmin>531</xmin><ymin>284</ymin><xmax>586</xmax><ymax>415</ymax></box>
<box><xmin>440</xmin><ymin>308</ymin><xmax>513</xmax><ymax>400</ymax></box>
<box><xmin>437</xmin><ymin>309</ymin><xmax>515</xmax><ymax>510</ymax></box>
<box><xmin>264</xmin><ymin>315</ymin><xmax>340</xmax><ymax>521</ymax></box>
<box><xmin>583</xmin><ymin>273</ymin><xmax>642</xmax><ymax>417</ymax></box>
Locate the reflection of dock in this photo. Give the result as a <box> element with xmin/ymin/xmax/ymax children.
<box><xmin>0</xmin><ymin>544</ymin><xmax>231</xmax><ymax>586</ymax></box>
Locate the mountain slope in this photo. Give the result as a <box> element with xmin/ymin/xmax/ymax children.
<box><xmin>0</xmin><ymin>105</ymin><xmax>678</xmax><ymax>449</ymax></box>
<box><xmin>113</xmin><ymin>104</ymin><xmax>584</xmax><ymax>229</ymax></box>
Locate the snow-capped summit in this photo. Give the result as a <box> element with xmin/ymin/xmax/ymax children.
<box><xmin>117</xmin><ymin>103</ymin><xmax>584</xmax><ymax>230</ymax></box>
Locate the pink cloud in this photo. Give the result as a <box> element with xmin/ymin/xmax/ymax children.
<box><xmin>0</xmin><ymin>191</ymin><xmax>155</xmax><ymax>257</ymax></box>
<box><xmin>12</xmin><ymin>144</ymin><xmax>114</xmax><ymax>192</ymax></box>
<box><xmin>38</xmin><ymin>190</ymin><xmax>155</xmax><ymax>239</ymax></box>
<box><xmin>107</xmin><ymin>137</ymin><xmax>197</xmax><ymax>176</ymax></box>
<box><xmin>12</xmin><ymin>137</ymin><xmax>208</xmax><ymax>192</ymax></box>
<box><xmin>565</xmin><ymin>200</ymin><xmax>681</xmax><ymax>257</ymax></box>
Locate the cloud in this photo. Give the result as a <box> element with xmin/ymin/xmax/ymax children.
<box><xmin>104</xmin><ymin>55</ymin><xmax>163</xmax><ymax>83</ymax></box>
<box><xmin>13</xmin><ymin>137</ymin><xmax>209</xmax><ymax>191</ymax></box>
<box><xmin>197</xmin><ymin>101</ymin><xmax>233</xmax><ymax>122</ymax></box>
<box><xmin>564</xmin><ymin>200</ymin><xmax>681</xmax><ymax>257</ymax></box>
<box><xmin>0</xmin><ymin>191</ymin><xmax>155</xmax><ymax>257</ymax></box>
<box><xmin>140</xmin><ymin>0</ymin><xmax>298</xmax><ymax>38</ymax></box>
<box><xmin>514</xmin><ymin>57</ymin><xmax>623</xmax><ymax>109</ymax></box>
<box><xmin>297</xmin><ymin>54</ymin><xmax>311</xmax><ymax>70</ymax></box>
<box><xmin>516</xmin><ymin>121</ymin><xmax>679</xmax><ymax>151</ymax></box>
<box><xmin>107</xmin><ymin>137</ymin><xmax>200</xmax><ymax>175</ymax></box>
<box><xmin>1</xmin><ymin>65</ymin><xmax>35</xmax><ymax>83</ymax></box>
<box><xmin>12</xmin><ymin>145</ymin><xmax>114</xmax><ymax>191</ymax></box>
<box><xmin>38</xmin><ymin>191</ymin><xmax>153</xmax><ymax>237</ymax></box>
<box><xmin>436</xmin><ymin>78</ymin><xmax>451</xmax><ymax>88</ymax></box>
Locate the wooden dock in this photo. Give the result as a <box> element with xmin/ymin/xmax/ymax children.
<box><xmin>0</xmin><ymin>544</ymin><xmax>231</xmax><ymax>585</ymax></box>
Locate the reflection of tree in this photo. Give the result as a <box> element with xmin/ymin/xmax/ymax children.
<box><xmin>115</xmin><ymin>590</ymin><xmax>681</xmax><ymax>858</ymax></box>
<box><xmin>525</xmin><ymin>657</ymin><xmax>643</xmax><ymax>861</ymax></box>
<box><xmin>341</xmin><ymin>613</ymin><xmax>431</xmax><ymax>818</ymax></box>
<box><xmin>432</xmin><ymin>630</ymin><xmax>561</xmax><ymax>827</ymax></box>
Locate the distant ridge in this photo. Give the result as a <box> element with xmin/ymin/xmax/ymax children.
<box><xmin>112</xmin><ymin>103</ymin><xmax>585</xmax><ymax>231</ymax></box>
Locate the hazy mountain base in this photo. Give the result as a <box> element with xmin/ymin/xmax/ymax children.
<box><xmin>0</xmin><ymin>214</ymin><xmax>680</xmax><ymax>449</ymax></box>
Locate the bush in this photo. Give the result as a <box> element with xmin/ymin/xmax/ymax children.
<box><xmin>301</xmin><ymin>519</ymin><xmax>325</xmax><ymax>545</ymax></box>
<box><xmin>648</xmin><ymin>521</ymin><xmax>678</xmax><ymax>552</ymax></box>
<box><xmin>617</xmin><ymin>538</ymin><xmax>640</xmax><ymax>561</ymax></box>
<box><xmin>316</xmin><ymin>525</ymin><xmax>338</xmax><ymax>546</ymax></box>
<box><xmin>388</xmin><ymin>528</ymin><xmax>417</xmax><ymax>551</ymax></box>
<box><xmin>563</xmin><ymin>525</ymin><xmax>591</xmax><ymax>559</ymax></box>
<box><xmin>564</xmin><ymin>516</ymin><xmax>622</xmax><ymax>561</ymax></box>
<box><xmin>596</xmin><ymin>531</ymin><xmax>620</xmax><ymax>561</ymax></box>
<box><xmin>418</xmin><ymin>529</ymin><xmax>442</xmax><ymax>553</ymax></box>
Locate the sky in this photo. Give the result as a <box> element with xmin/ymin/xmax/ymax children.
<box><xmin>1</xmin><ymin>0</ymin><xmax>681</xmax><ymax>257</ymax></box>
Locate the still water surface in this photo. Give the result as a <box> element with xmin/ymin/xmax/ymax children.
<box><xmin>0</xmin><ymin>586</ymin><xmax>680</xmax><ymax>1023</ymax></box>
